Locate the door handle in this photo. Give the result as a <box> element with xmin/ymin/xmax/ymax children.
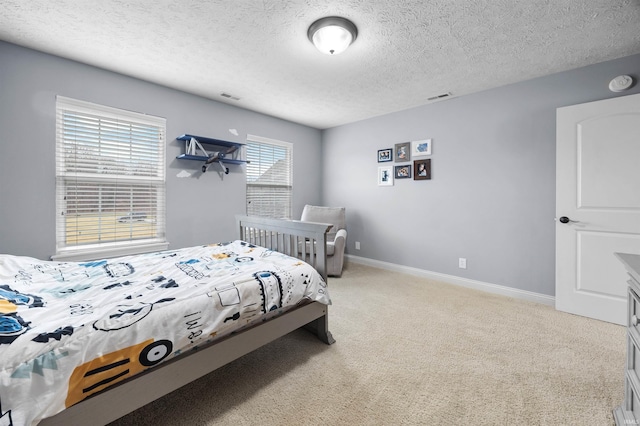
<box><xmin>557</xmin><ymin>216</ymin><xmax>580</xmax><ymax>224</ymax></box>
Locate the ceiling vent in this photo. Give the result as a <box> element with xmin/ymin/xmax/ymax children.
<box><xmin>427</xmin><ymin>92</ymin><xmax>452</xmax><ymax>101</ymax></box>
<box><xmin>220</xmin><ymin>92</ymin><xmax>240</xmax><ymax>101</ymax></box>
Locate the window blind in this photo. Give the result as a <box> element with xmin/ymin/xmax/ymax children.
<box><xmin>246</xmin><ymin>135</ymin><xmax>292</xmax><ymax>219</ymax></box>
<box><xmin>55</xmin><ymin>96</ymin><xmax>166</xmax><ymax>257</ymax></box>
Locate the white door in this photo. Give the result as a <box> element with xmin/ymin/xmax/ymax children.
<box><xmin>556</xmin><ymin>93</ymin><xmax>640</xmax><ymax>325</ymax></box>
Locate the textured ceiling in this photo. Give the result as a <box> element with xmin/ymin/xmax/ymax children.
<box><xmin>1</xmin><ymin>1</ymin><xmax>639</xmax><ymax>129</ymax></box>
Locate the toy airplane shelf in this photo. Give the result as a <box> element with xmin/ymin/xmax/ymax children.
<box><xmin>176</xmin><ymin>134</ymin><xmax>248</xmax><ymax>174</ymax></box>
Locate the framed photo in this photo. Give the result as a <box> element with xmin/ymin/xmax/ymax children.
<box><xmin>377</xmin><ymin>148</ymin><xmax>392</xmax><ymax>162</ymax></box>
<box><xmin>411</xmin><ymin>139</ymin><xmax>432</xmax><ymax>156</ymax></box>
<box><xmin>378</xmin><ymin>165</ymin><xmax>394</xmax><ymax>186</ymax></box>
<box><xmin>414</xmin><ymin>159</ymin><xmax>431</xmax><ymax>180</ymax></box>
<box><xmin>395</xmin><ymin>164</ymin><xmax>411</xmax><ymax>179</ymax></box>
<box><xmin>394</xmin><ymin>142</ymin><xmax>411</xmax><ymax>162</ymax></box>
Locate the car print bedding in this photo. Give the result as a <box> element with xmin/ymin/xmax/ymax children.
<box><xmin>0</xmin><ymin>240</ymin><xmax>331</xmax><ymax>426</ymax></box>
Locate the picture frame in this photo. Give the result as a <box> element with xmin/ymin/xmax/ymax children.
<box><xmin>413</xmin><ymin>159</ymin><xmax>431</xmax><ymax>180</ymax></box>
<box><xmin>394</xmin><ymin>142</ymin><xmax>411</xmax><ymax>162</ymax></box>
<box><xmin>394</xmin><ymin>164</ymin><xmax>411</xmax><ymax>179</ymax></box>
<box><xmin>377</xmin><ymin>148</ymin><xmax>392</xmax><ymax>162</ymax></box>
<box><xmin>411</xmin><ymin>139</ymin><xmax>432</xmax><ymax>157</ymax></box>
<box><xmin>378</xmin><ymin>165</ymin><xmax>394</xmax><ymax>186</ymax></box>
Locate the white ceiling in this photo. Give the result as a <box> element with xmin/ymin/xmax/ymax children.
<box><xmin>1</xmin><ymin>1</ymin><xmax>639</xmax><ymax>129</ymax></box>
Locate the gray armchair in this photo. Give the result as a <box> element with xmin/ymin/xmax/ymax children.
<box><xmin>300</xmin><ymin>205</ymin><xmax>347</xmax><ymax>277</ymax></box>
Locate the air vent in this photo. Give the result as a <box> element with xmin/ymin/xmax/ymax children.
<box><xmin>427</xmin><ymin>92</ymin><xmax>452</xmax><ymax>101</ymax></box>
<box><xmin>220</xmin><ymin>93</ymin><xmax>240</xmax><ymax>101</ymax></box>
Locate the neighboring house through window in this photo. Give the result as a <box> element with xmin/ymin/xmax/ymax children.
<box><xmin>245</xmin><ymin>134</ymin><xmax>292</xmax><ymax>219</ymax></box>
<box><xmin>54</xmin><ymin>96</ymin><xmax>168</xmax><ymax>261</ymax></box>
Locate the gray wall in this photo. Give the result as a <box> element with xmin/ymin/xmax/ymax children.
<box><xmin>2</xmin><ymin>40</ymin><xmax>639</xmax><ymax>297</ymax></box>
<box><xmin>322</xmin><ymin>53</ymin><xmax>640</xmax><ymax>296</ymax></box>
<box><xmin>0</xmin><ymin>42</ymin><xmax>323</xmax><ymax>259</ymax></box>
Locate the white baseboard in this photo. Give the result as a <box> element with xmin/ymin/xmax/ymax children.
<box><xmin>345</xmin><ymin>254</ymin><xmax>555</xmax><ymax>306</ymax></box>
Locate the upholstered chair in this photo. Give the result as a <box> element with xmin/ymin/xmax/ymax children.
<box><xmin>300</xmin><ymin>205</ymin><xmax>347</xmax><ymax>277</ymax></box>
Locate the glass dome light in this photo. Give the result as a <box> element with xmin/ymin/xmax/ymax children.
<box><xmin>308</xmin><ymin>17</ymin><xmax>358</xmax><ymax>55</ymax></box>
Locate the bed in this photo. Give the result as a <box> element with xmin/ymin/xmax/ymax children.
<box><xmin>0</xmin><ymin>215</ymin><xmax>334</xmax><ymax>426</ymax></box>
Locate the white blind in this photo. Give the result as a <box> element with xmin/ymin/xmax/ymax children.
<box><xmin>246</xmin><ymin>135</ymin><xmax>292</xmax><ymax>219</ymax></box>
<box><xmin>55</xmin><ymin>96</ymin><xmax>166</xmax><ymax>255</ymax></box>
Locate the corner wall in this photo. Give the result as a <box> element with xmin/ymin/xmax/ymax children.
<box><xmin>322</xmin><ymin>53</ymin><xmax>640</xmax><ymax>296</ymax></box>
<box><xmin>0</xmin><ymin>42</ymin><xmax>322</xmax><ymax>259</ymax></box>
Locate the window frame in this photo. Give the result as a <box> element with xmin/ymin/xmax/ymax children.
<box><xmin>53</xmin><ymin>96</ymin><xmax>168</xmax><ymax>261</ymax></box>
<box><xmin>245</xmin><ymin>134</ymin><xmax>293</xmax><ymax>220</ymax></box>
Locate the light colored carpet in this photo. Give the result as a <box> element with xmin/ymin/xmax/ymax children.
<box><xmin>110</xmin><ymin>262</ymin><xmax>625</xmax><ymax>426</ymax></box>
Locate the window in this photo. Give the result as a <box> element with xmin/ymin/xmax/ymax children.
<box><xmin>54</xmin><ymin>96</ymin><xmax>167</xmax><ymax>260</ymax></box>
<box><xmin>245</xmin><ymin>135</ymin><xmax>292</xmax><ymax>219</ymax></box>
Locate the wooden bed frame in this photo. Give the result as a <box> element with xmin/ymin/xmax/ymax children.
<box><xmin>40</xmin><ymin>215</ymin><xmax>335</xmax><ymax>426</ymax></box>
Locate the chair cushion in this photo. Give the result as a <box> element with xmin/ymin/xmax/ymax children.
<box><xmin>300</xmin><ymin>240</ymin><xmax>335</xmax><ymax>256</ymax></box>
<box><xmin>301</xmin><ymin>205</ymin><xmax>345</xmax><ymax>241</ymax></box>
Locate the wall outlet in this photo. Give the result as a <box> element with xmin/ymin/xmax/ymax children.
<box><xmin>458</xmin><ymin>258</ymin><xmax>467</xmax><ymax>269</ymax></box>
<box><xmin>355</xmin><ymin>241</ymin><xmax>361</xmax><ymax>250</ymax></box>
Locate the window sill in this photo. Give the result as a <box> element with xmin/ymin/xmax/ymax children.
<box><xmin>51</xmin><ymin>241</ymin><xmax>170</xmax><ymax>262</ymax></box>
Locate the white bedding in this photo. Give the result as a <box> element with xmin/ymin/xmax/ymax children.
<box><xmin>0</xmin><ymin>240</ymin><xmax>330</xmax><ymax>425</ymax></box>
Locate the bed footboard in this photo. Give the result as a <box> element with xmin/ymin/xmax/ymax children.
<box><xmin>236</xmin><ymin>214</ymin><xmax>332</xmax><ymax>282</ymax></box>
<box><xmin>236</xmin><ymin>215</ymin><xmax>335</xmax><ymax>345</ymax></box>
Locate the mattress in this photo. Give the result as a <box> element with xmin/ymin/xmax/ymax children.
<box><xmin>0</xmin><ymin>240</ymin><xmax>330</xmax><ymax>425</ymax></box>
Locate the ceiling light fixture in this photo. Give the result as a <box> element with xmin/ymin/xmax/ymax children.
<box><xmin>308</xmin><ymin>16</ymin><xmax>358</xmax><ymax>55</ymax></box>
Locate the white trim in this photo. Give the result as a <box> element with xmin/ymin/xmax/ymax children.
<box><xmin>246</xmin><ymin>134</ymin><xmax>294</xmax><ymax>187</ymax></box>
<box><xmin>345</xmin><ymin>254</ymin><xmax>555</xmax><ymax>306</ymax></box>
<box><xmin>246</xmin><ymin>134</ymin><xmax>292</xmax><ymax>148</ymax></box>
<box><xmin>51</xmin><ymin>241</ymin><xmax>170</xmax><ymax>262</ymax></box>
<box><xmin>55</xmin><ymin>96</ymin><xmax>167</xmax><ymax>257</ymax></box>
<box><xmin>56</xmin><ymin>95</ymin><xmax>166</xmax><ymax>127</ymax></box>
<box><xmin>245</xmin><ymin>134</ymin><xmax>293</xmax><ymax>219</ymax></box>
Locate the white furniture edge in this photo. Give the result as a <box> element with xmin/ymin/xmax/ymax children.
<box><xmin>613</xmin><ymin>252</ymin><xmax>640</xmax><ymax>425</ymax></box>
<box><xmin>345</xmin><ymin>254</ymin><xmax>555</xmax><ymax>306</ymax></box>
<box><xmin>51</xmin><ymin>241</ymin><xmax>170</xmax><ymax>262</ymax></box>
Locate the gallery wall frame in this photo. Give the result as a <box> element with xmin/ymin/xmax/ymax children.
<box><xmin>414</xmin><ymin>159</ymin><xmax>431</xmax><ymax>180</ymax></box>
<box><xmin>378</xmin><ymin>165</ymin><xmax>394</xmax><ymax>186</ymax></box>
<box><xmin>378</xmin><ymin>148</ymin><xmax>392</xmax><ymax>162</ymax></box>
<box><xmin>394</xmin><ymin>142</ymin><xmax>411</xmax><ymax>162</ymax></box>
<box><xmin>395</xmin><ymin>164</ymin><xmax>411</xmax><ymax>179</ymax></box>
<box><xmin>378</xmin><ymin>139</ymin><xmax>432</xmax><ymax>186</ymax></box>
<box><xmin>411</xmin><ymin>139</ymin><xmax>432</xmax><ymax>156</ymax></box>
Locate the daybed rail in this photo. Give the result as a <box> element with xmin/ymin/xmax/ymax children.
<box><xmin>39</xmin><ymin>302</ymin><xmax>331</xmax><ymax>426</ymax></box>
<box><xmin>38</xmin><ymin>216</ymin><xmax>334</xmax><ymax>426</ymax></box>
<box><xmin>236</xmin><ymin>215</ymin><xmax>332</xmax><ymax>282</ymax></box>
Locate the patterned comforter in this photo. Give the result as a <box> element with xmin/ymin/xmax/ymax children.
<box><xmin>0</xmin><ymin>240</ymin><xmax>330</xmax><ymax>425</ymax></box>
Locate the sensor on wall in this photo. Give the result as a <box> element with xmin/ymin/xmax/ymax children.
<box><xmin>609</xmin><ymin>75</ymin><xmax>634</xmax><ymax>92</ymax></box>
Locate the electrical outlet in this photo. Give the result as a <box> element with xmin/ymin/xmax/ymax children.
<box><xmin>355</xmin><ymin>241</ymin><xmax>361</xmax><ymax>250</ymax></box>
<box><xmin>458</xmin><ymin>258</ymin><xmax>467</xmax><ymax>269</ymax></box>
